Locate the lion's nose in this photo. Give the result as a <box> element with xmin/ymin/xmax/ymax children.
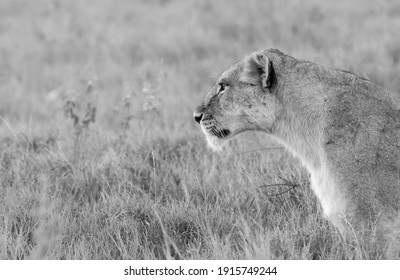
<box><xmin>193</xmin><ymin>111</ymin><xmax>203</xmax><ymax>124</ymax></box>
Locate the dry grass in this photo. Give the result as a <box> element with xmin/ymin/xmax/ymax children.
<box><xmin>0</xmin><ymin>0</ymin><xmax>399</xmax><ymax>259</ymax></box>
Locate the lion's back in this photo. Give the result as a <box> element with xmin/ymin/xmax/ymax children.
<box><xmin>323</xmin><ymin>75</ymin><xmax>400</xmax><ymax>219</ymax></box>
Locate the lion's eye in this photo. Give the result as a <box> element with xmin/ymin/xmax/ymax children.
<box><xmin>218</xmin><ymin>83</ymin><xmax>227</xmax><ymax>94</ymax></box>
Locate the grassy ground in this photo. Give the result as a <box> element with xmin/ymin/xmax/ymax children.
<box><xmin>1</xmin><ymin>0</ymin><xmax>399</xmax><ymax>259</ymax></box>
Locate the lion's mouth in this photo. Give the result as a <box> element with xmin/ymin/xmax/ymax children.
<box><xmin>209</xmin><ymin>128</ymin><xmax>231</xmax><ymax>139</ymax></box>
<box><xmin>200</xmin><ymin>117</ymin><xmax>231</xmax><ymax>139</ymax></box>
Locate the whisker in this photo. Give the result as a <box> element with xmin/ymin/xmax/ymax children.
<box><xmin>259</xmin><ymin>183</ymin><xmax>299</xmax><ymax>197</ymax></box>
<box><xmin>225</xmin><ymin>147</ymin><xmax>283</xmax><ymax>157</ymax></box>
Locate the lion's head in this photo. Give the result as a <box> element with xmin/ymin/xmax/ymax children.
<box><xmin>193</xmin><ymin>49</ymin><xmax>281</xmax><ymax>150</ymax></box>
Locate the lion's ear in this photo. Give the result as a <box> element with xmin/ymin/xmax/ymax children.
<box><xmin>242</xmin><ymin>51</ymin><xmax>275</xmax><ymax>90</ymax></box>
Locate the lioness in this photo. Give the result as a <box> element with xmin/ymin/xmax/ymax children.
<box><xmin>193</xmin><ymin>48</ymin><xmax>400</xmax><ymax>255</ymax></box>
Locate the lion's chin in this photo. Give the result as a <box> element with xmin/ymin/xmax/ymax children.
<box><xmin>205</xmin><ymin>134</ymin><xmax>227</xmax><ymax>151</ymax></box>
<box><xmin>201</xmin><ymin>125</ymin><xmax>232</xmax><ymax>151</ymax></box>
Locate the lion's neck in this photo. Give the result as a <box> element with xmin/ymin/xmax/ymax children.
<box><xmin>270</xmin><ymin>85</ymin><xmax>327</xmax><ymax>170</ymax></box>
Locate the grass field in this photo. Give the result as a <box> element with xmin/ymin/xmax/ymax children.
<box><xmin>1</xmin><ymin>0</ymin><xmax>400</xmax><ymax>259</ymax></box>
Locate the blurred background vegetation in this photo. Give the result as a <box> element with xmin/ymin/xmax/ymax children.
<box><xmin>1</xmin><ymin>0</ymin><xmax>399</xmax><ymax>132</ymax></box>
<box><xmin>0</xmin><ymin>0</ymin><xmax>399</xmax><ymax>259</ymax></box>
